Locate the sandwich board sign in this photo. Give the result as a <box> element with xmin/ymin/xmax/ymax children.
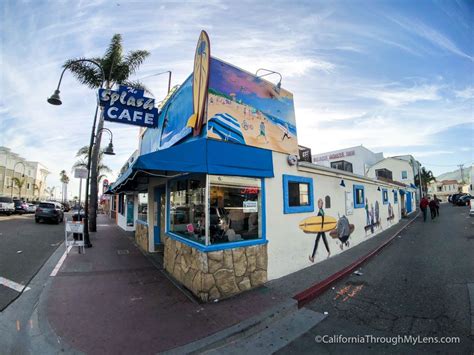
<box><xmin>98</xmin><ymin>85</ymin><xmax>158</xmax><ymax>128</ymax></box>
<box><xmin>65</xmin><ymin>220</ymin><xmax>85</xmax><ymax>254</ymax></box>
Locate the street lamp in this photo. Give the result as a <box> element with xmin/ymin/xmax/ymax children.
<box><xmin>10</xmin><ymin>161</ymin><xmax>26</xmax><ymax>199</ymax></box>
<box><xmin>47</xmin><ymin>59</ymin><xmax>105</xmax><ymax>248</ymax></box>
<box><xmin>255</xmin><ymin>68</ymin><xmax>282</xmax><ymax>93</ymax></box>
<box><xmin>96</xmin><ymin>128</ymin><xmax>115</xmax><ymax>156</ymax></box>
<box><xmin>140</xmin><ymin>70</ymin><xmax>172</xmax><ymax>93</ymax></box>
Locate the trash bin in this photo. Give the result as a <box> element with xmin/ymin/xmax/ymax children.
<box><xmin>72</xmin><ymin>212</ymin><xmax>83</xmax><ymax>241</ymax></box>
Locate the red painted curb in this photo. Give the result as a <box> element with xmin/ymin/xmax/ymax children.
<box><xmin>293</xmin><ymin>212</ymin><xmax>420</xmax><ymax>308</ymax></box>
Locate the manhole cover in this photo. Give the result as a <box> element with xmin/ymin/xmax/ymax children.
<box><xmin>117</xmin><ymin>250</ymin><xmax>130</xmax><ymax>255</ymax></box>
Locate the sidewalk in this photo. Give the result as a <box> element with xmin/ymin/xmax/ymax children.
<box><xmin>45</xmin><ymin>215</ymin><xmax>287</xmax><ymax>354</ymax></box>
<box><xmin>43</xmin><ymin>212</ymin><xmax>420</xmax><ymax>354</ymax></box>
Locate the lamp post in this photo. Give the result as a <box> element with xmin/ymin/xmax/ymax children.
<box><xmin>255</xmin><ymin>68</ymin><xmax>282</xmax><ymax>92</ymax></box>
<box><xmin>10</xmin><ymin>161</ymin><xmax>26</xmax><ymax>199</ymax></box>
<box><xmin>140</xmin><ymin>70</ymin><xmax>172</xmax><ymax>93</ymax></box>
<box><xmin>95</xmin><ymin>128</ymin><xmax>115</xmax><ymax>156</ymax></box>
<box><xmin>47</xmin><ymin>59</ymin><xmax>105</xmax><ymax>248</ymax></box>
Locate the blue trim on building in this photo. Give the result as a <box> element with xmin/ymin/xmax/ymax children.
<box><xmin>353</xmin><ymin>184</ymin><xmax>365</xmax><ymax>208</ymax></box>
<box><xmin>282</xmin><ymin>174</ymin><xmax>314</xmax><ymax>214</ymax></box>
<box><xmin>393</xmin><ymin>190</ymin><xmax>398</xmax><ymax>204</ymax></box>
<box><xmin>382</xmin><ymin>188</ymin><xmax>389</xmax><ymax>205</ymax></box>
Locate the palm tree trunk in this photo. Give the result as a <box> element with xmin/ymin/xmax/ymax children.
<box><xmin>89</xmin><ymin>109</ymin><xmax>105</xmax><ymax>232</ymax></box>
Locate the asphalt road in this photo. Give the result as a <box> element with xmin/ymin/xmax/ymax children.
<box><xmin>278</xmin><ymin>204</ymin><xmax>474</xmax><ymax>354</ymax></box>
<box><xmin>0</xmin><ymin>213</ymin><xmax>65</xmax><ymax>311</ymax></box>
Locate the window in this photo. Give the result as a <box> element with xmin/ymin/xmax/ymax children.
<box><xmin>209</xmin><ymin>176</ymin><xmax>262</xmax><ymax>245</ymax></box>
<box><xmin>283</xmin><ymin>175</ymin><xmax>314</xmax><ymax>214</ymax></box>
<box><xmin>353</xmin><ymin>185</ymin><xmax>365</xmax><ymax>208</ymax></box>
<box><xmin>375</xmin><ymin>169</ymin><xmax>393</xmax><ymax>180</ymax></box>
<box><xmin>111</xmin><ymin>196</ymin><xmax>117</xmax><ymax>212</ymax></box>
<box><xmin>325</xmin><ymin>195</ymin><xmax>331</xmax><ymax>209</ymax></box>
<box><xmin>27</xmin><ymin>183</ymin><xmax>30</xmax><ymax>190</ymax></box>
<box><xmin>393</xmin><ymin>190</ymin><xmax>398</xmax><ymax>204</ymax></box>
<box><xmin>330</xmin><ymin>160</ymin><xmax>353</xmax><ymax>173</ymax></box>
<box><xmin>118</xmin><ymin>194</ymin><xmax>124</xmax><ymax>215</ymax></box>
<box><xmin>401</xmin><ymin>171</ymin><xmax>408</xmax><ymax>179</ymax></box>
<box><xmin>382</xmin><ymin>188</ymin><xmax>389</xmax><ymax>204</ymax></box>
<box><xmin>169</xmin><ymin>175</ymin><xmax>206</xmax><ymax>244</ymax></box>
<box><xmin>138</xmin><ymin>193</ymin><xmax>148</xmax><ymax>222</ymax></box>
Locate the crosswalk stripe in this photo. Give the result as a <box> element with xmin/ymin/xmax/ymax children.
<box><xmin>0</xmin><ymin>276</ymin><xmax>31</xmax><ymax>293</ymax></box>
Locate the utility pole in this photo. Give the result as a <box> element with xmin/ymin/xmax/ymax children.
<box><xmin>458</xmin><ymin>164</ymin><xmax>465</xmax><ymax>184</ymax></box>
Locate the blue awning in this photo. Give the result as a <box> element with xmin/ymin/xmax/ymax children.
<box><xmin>108</xmin><ymin>139</ymin><xmax>274</xmax><ymax>193</ymax></box>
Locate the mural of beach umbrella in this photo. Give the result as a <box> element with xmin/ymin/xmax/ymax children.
<box><xmin>230</xmin><ymin>93</ymin><xmax>236</xmax><ymax>101</ymax></box>
<box><xmin>208</xmin><ymin>113</ymin><xmax>246</xmax><ymax>145</ymax></box>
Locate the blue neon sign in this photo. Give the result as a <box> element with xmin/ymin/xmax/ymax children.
<box><xmin>98</xmin><ymin>85</ymin><xmax>158</xmax><ymax>128</ymax></box>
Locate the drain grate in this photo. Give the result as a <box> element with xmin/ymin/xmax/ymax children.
<box><xmin>117</xmin><ymin>249</ymin><xmax>130</xmax><ymax>255</ymax></box>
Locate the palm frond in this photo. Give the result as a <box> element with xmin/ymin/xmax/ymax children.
<box><xmin>97</xmin><ymin>164</ymin><xmax>112</xmax><ymax>174</ymax></box>
<box><xmin>124</xmin><ymin>50</ymin><xmax>150</xmax><ymax>75</ymax></box>
<box><xmin>76</xmin><ymin>146</ymin><xmax>90</xmax><ymax>158</ymax></box>
<box><xmin>64</xmin><ymin>58</ymin><xmax>103</xmax><ymax>89</ymax></box>
<box><xmin>72</xmin><ymin>160</ymin><xmax>87</xmax><ymax>170</ymax></box>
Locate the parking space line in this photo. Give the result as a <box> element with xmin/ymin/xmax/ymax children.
<box><xmin>0</xmin><ymin>276</ymin><xmax>31</xmax><ymax>293</ymax></box>
<box><xmin>50</xmin><ymin>246</ymin><xmax>71</xmax><ymax>277</ymax></box>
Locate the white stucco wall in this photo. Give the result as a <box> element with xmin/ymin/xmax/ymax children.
<box><xmin>266</xmin><ymin>152</ymin><xmax>404</xmax><ymax>280</ymax></box>
<box><xmin>367</xmin><ymin>158</ymin><xmax>415</xmax><ymax>185</ymax></box>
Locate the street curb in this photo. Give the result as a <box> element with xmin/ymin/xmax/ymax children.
<box><xmin>161</xmin><ymin>297</ymin><xmax>298</xmax><ymax>355</ymax></box>
<box><xmin>293</xmin><ymin>211</ymin><xmax>420</xmax><ymax>308</ymax></box>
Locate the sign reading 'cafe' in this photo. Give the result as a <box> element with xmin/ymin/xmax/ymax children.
<box><xmin>98</xmin><ymin>85</ymin><xmax>158</xmax><ymax>128</ymax></box>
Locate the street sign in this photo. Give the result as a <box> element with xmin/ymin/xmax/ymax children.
<box><xmin>98</xmin><ymin>85</ymin><xmax>158</xmax><ymax>128</ymax></box>
<box><xmin>74</xmin><ymin>168</ymin><xmax>88</xmax><ymax>179</ymax></box>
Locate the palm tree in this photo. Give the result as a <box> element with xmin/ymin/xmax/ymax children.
<box><xmin>417</xmin><ymin>167</ymin><xmax>436</xmax><ymax>195</ymax></box>
<box><xmin>44</xmin><ymin>187</ymin><xmax>56</xmax><ymax>200</ymax></box>
<box><xmin>60</xmin><ymin>170</ymin><xmax>70</xmax><ymax>203</ymax></box>
<box><xmin>65</xmin><ymin>34</ymin><xmax>150</xmax><ymax>232</ymax></box>
<box><xmin>72</xmin><ymin>146</ymin><xmax>112</xmax><ymax>185</ymax></box>
<box><xmin>33</xmin><ymin>182</ymin><xmax>43</xmax><ymax>201</ymax></box>
<box><xmin>12</xmin><ymin>177</ymin><xmax>26</xmax><ymax>199</ymax></box>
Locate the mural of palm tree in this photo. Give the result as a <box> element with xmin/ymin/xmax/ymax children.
<box><xmin>65</xmin><ymin>34</ymin><xmax>150</xmax><ymax>232</ymax></box>
<box><xmin>12</xmin><ymin>177</ymin><xmax>26</xmax><ymax>199</ymax></box>
<box><xmin>60</xmin><ymin>170</ymin><xmax>70</xmax><ymax>203</ymax></box>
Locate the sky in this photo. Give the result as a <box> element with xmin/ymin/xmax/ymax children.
<box><xmin>1</xmin><ymin>0</ymin><xmax>473</xmax><ymax>200</ymax></box>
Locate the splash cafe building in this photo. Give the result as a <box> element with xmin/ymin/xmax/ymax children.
<box><xmin>107</xmin><ymin>32</ymin><xmax>417</xmax><ymax>302</ymax></box>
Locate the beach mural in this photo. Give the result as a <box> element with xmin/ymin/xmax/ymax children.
<box><xmin>206</xmin><ymin>58</ymin><xmax>298</xmax><ymax>155</ymax></box>
<box><xmin>299</xmin><ymin>198</ymin><xmax>355</xmax><ymax>262</ymax></box>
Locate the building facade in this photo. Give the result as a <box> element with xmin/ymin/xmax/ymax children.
<box><xmin>312</xmin><ymin>145</ymin><xmax>384</xmax><ymax>176</ymax></box>
<box><xmin>0</xmin><ymin>147</ymin><xmax>50</xmax><ymax>200</ymax></box>
<box><xmin>107</xmin><ymin>36</ymin><xmax>417</xmax><ymax>302</ymax></box>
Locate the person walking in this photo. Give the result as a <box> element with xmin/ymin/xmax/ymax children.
<box><xmin>434</xmin><ymin>194</ymin><xmax>440</xmax><ymax>217</ymax></box>
<box><xmin>429</xmin><ymin>197</ymin><xmax>437</xmax><ymax>220</ymax></box>
<box><xmin>420</xmin><ymin>195</ymin><xmax>429</xmax><ymax>222</ymax></box>
<box><xmin>309</xmin><ymin>198</ymin><xmax>331</xmax><ymax>262</ymax></box>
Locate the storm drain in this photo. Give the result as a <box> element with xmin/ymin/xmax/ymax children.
<box><xmin>117</xmin><ymin>249</ymin><xmax>130</xmax><ymax>255</ymax></box>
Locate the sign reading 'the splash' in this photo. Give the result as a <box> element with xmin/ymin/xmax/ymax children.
<box><xmin>98</xmin><ymin>86</ymin><xmax>158</xmax><ymax>128</ymax></box>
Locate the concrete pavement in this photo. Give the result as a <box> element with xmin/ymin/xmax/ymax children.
<box><xmin>277</xmin><ymin>203</ymin><xmax>474</xmax><ymax>354</ymax></box>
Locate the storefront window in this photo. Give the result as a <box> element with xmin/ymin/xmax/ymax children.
<box><xmin>138</xmin><ymin>193</ymin><xmax>148</xmax><ymax>222</ymax></box>
<box><xmin>209</xmin><ymin>175</ymin><xmax>262</xmax><ymax>245</ymax></box>
<box><xmin>169</xmin><ymin>175</ymin><xmax>206</xmax><ymax>244</ymax></box>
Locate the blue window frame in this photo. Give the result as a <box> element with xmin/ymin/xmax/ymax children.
<box><xmin>165</xmin><ymin>174</ymin><xmax>267</xmax><ymax>252</ymax></box>
<box><xmin>282</xmin><ymin>175</ymin><xmax>314</xmax><ymax>214</ymax></box>
<box><xmin>393</xmin><ymin>190</ymin><xmax>398</xmax><ymax>204</ymax></box>
<box><xmin>382</xmin><ymin>188</ymin><xmax>389</xmax><ymax>204</ymax></box>
<box><xmin>353</xmin><ymin>184</ymin><xmax>365</xmax><ymax>208</ymax></box>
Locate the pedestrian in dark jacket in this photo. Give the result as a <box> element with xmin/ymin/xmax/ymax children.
<box><xmin>434</xmin><ymin>194</ymin><xmax>440</xmax><ymax>217</ymax></box>
<box><xmin>420</xmin><ymin>196</ymin><xmax>429</xmax><ymax>222</ymax></box>
<box><xmin>429</xmin><ymin>198</ymin><xmax>437</xmax><ymax>220</ymax></box>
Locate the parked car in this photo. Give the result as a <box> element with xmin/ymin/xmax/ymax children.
<box><xmin>14</xmin><ymin>200</ymin><xmax>29</xmax><ymax>214</ymax></box>
<box><xmin>27</xmin><ymin>203</ymin><xmax>36</xmax><ymax>213</ymax></box>
<box><xmin>35</xmin><ymin>202</ymin><xmax>64</xmax><ymax>224</ymax></box>
<box><xmin>451</xmin><ymin>193</ymin><xmax>464</xmax><ymax>205</ymax></box>
<box><xmin>470</xmin><ymin>202</ymin><xmax>474</xmax><ymax>216</ymax></box>
<box><xmin>0</xmin><ymin>196</ymin><xmax>15</xmax><ymax>215</ymax></box>
<box><xmin>456</xmin><ymin>195</ymin><xmax>472</xmax><ymax>206</ymax></box>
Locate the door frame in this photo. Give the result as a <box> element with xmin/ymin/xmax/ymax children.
<box><xmin>154</xmin><ymin>186</ymin><xmax>166</xmax><ymax>245</ymax></box>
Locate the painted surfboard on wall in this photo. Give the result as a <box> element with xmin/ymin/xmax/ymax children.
<box><xmin>187</xmin><ymin>30</ymin><xmax>210</xmax><ymax>136</ymax></box>
<box><xmin>299</xmin><ymin>216</ymin><xmax>337</xmax><ymax>233</ymax></box>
